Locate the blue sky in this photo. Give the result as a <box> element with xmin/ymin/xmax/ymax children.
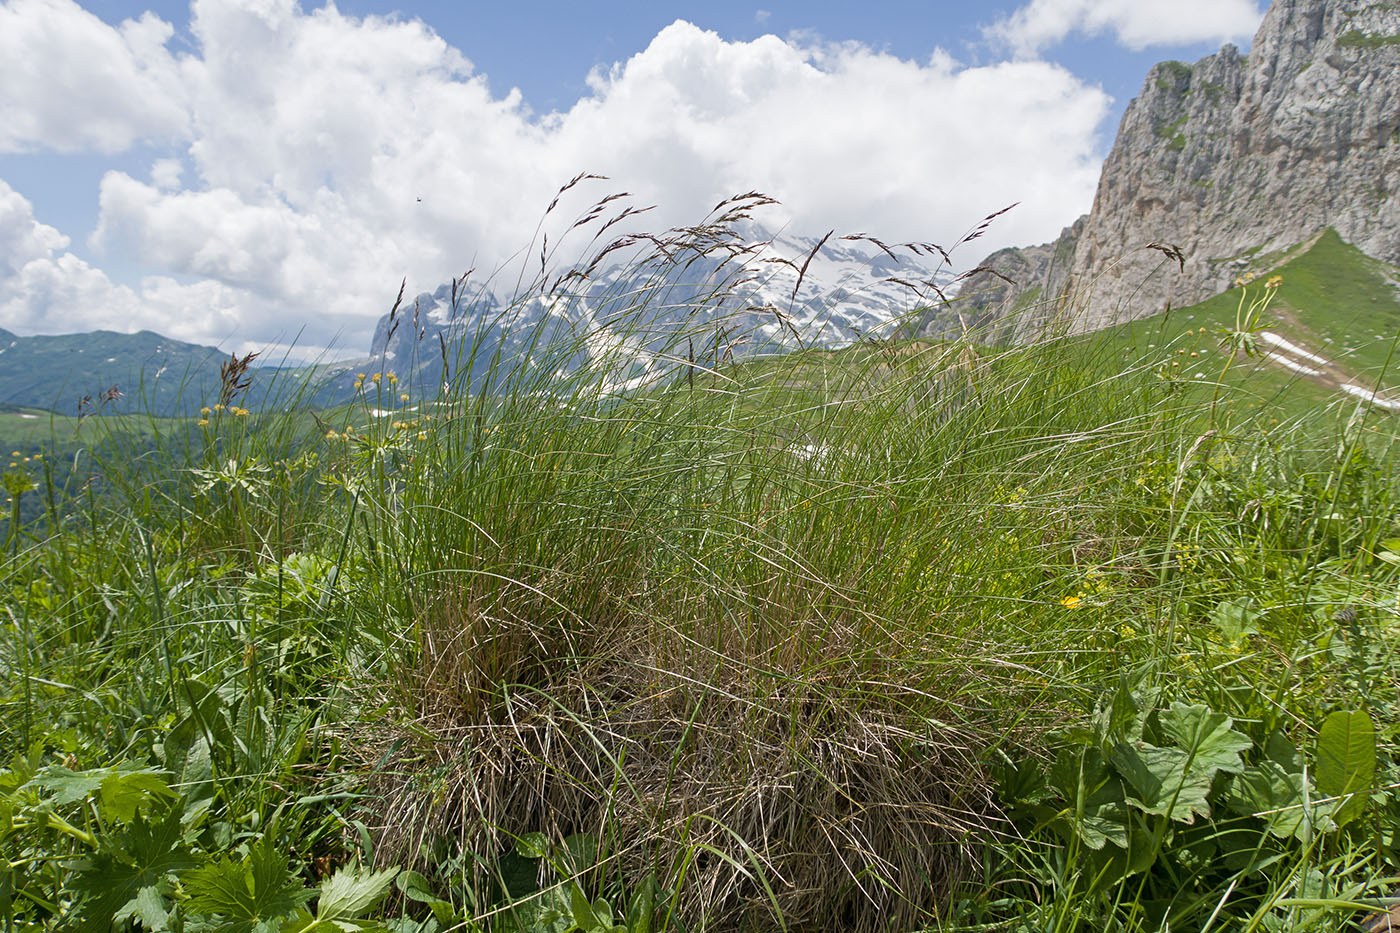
<box><xmin>0</xmin><ymin>0</ymin><xmax>1265</xmax><ymax>355</ymax></box>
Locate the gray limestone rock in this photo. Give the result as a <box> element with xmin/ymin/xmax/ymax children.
<box><xmin>969</xmin><ymin>0</ymin><xmax>1400</xmax><ymax>336</ymax></box>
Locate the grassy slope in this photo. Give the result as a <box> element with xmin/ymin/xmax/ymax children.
<box><xmin>0</xmin><ymin>329</ymin><xmax>233</xmax><ymax>416</ymax></box>
<box><xmin>1081</xmin><ymin>229</ymin><xmax>1400</xmax><ymax>421</ymax></box>
<box><xmin>0</xmin><ymin>329</ymin><xmax>362</xmax><ymax>421</ymax></box>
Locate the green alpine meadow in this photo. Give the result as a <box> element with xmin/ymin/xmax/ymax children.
<box><xmin>4</xmin><ymin>210</ymin><xmax>1400</xmax><ymax>931</ymax></box>
<box><xmin>5</xmin><ymin>0</ymin><xmax>1400</xmax><ymax>929</ymax></box>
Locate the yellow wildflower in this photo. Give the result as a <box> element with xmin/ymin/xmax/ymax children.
<box><xmin>371</xmin><ymin>372</ymin><xmax>381</xmax><ymax>384</ymax></box>
<box><xmin>1265</xmin><ymin>275</ymin><xmax>1283</xmax><ymax>289</ymax></box>
<box><xmin>1061</xmin><ymin>595</ymin><xmax>1084</xmax><ymax>609</ymax></box>
<box><xmin>213</xmin><ymin>404</ymin><xmax>224</xmax><ymax>412</ymax></box>
<box><xmin>199</xmin><ymin>406</ymin><xmax>211</xmax><ymax>416</ymax></box>
<box><xmin>232</xmin><ymin>407</ymin><xmax>249</xmax><ymax>417</ymax></box>
<box><xmin>387</xmin><ymin>372</ymin><xmax>398</xmax><ymax>385</ymax></box>
<box><xmin>400</xmin><ymin>393</ymin><xmax>410</xmax><ymax>402</ymax></box>
<box><xmin>197</xmin><ymin>419</ymin><xmax>209</xmax><ymax>427</ymax></box>
<box><xmin>353</xmin><ymin>380</ymin><xmax>363</xmax><ymax>389</ymax></box>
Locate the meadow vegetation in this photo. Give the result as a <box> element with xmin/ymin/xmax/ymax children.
<box><xmin>3</xmin><ymin>201</ymin><xmax>1399</xmax><ymax>932</ymax></box>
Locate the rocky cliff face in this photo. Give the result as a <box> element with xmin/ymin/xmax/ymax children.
<box><xmin>957</xmin><ymin>0</ymin><xmax>1400</xmax><ymax>337</ymax></box>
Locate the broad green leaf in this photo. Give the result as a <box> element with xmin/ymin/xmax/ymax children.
<box><xmin>559</xmin><ymin>833</ymin><xmax>599</xmax><ymax>879</ymax></box>
<box><xmin>124</xmin><ymin>884</ymin><xmax>170</xmax><ymax>930</ymax></box>
<box><xmin>1229</xmin><ymin>760</ymin><xmax>1322</xmax><ymax>840</ymax></box>
<box><xmin>28</xmin><ymin>763</ymin><xmax>175</xmax><ymax>823</ymax></box>
<box><xmin>626</xmin><ymin>874</ymin><xmax>657</xmax><ymax>933</ymax></box>
<box><xmin>278</xmin><ymin>907</ymin><xmax>314</xmax><ymax>930</ymax></box>
<box><xmin>98</xmin><ymin>769</ymin><xmax>176</xmax><ymax>823</ymax></box>
<box><xmin>1316</xmin><ymin>709</ymin><xmax>1375</xmax><ymax>826</ymax></box>
<box><xmin>1263</xmin><ymin>730</ymin><xmax>1304</xmax><ymax>773</ymax></box>
<box><xmin>28</xmin><ymin>766</ymin><xmax>106</xmax><ymax>806</ymax></box>
<box><xmin>1093</xmin><ymin>679</ymin><xmax>1152</xmax><ymax>745</ymax></box>
<box><xmin>1209</xmin><ymin>598</ymin><xmax>1260</xmax><ymax>645</ymax></box>
<box><xmin>1108</xmin><ymin>742</ymin><xmax>1214</xmax><ymax>823</ymax></box>
<box><xmin>1075</xmin><ymin>778</ymin><xmax>1131</xmax><ymax>851</ymax></box>
<box><xmin>314</xmin><ymin>865</ymin><xmax>398</xmax><ymax>922</ymax></box>
<box><xmin>185</xmin><ymin>834</ymin><xmax>312</xmax><ymax>932</ymax></box>
<box><xmin>1159</xmin><ymin>703</ymin><xmax>1251</xmax><ymax>777</ymax></box>
<box><xmin>515</xmin><ymin>832</ymin><xmax>549</xmax><ymax>859</ymax></box>
<box><xmin>571</xmin><ymin>883</ymin><xmax>601</xmax><ymax>931</ymax></box>
<box><xmin>1048</xmin><ymin>747</ymin><xmax>1128</xmax><ymax>850</ymax></box>
<box><xmin>1082</xmin><ymin>808</ymin><xmax>1159</xmax><ymax>884</ymax></box>
<box><xmin>174</xmin><ymin>735</ymin><xmax>216</xmax><ymax>807</ymax></box>
<box><xmin>593</xmin><ymin>897</ymin><xmax>615</xmax><ymax>929</ymax></box>
<box><xmin>493</xmin><ymin>851</ymin><xmax>539</xmax><ymax>900</ymax></box>
<box><xmin>163</xmin><ymin>678</ymin><xmax>234</xmax><ymax>778</ymax></box>
<box><xmin>71</xmin><ymin>808</ymin><xmax>197</xmax><ymax>933</ymax></box>
<box><xmin>991</xmin><ymin>752</ymin><xmax>1050</xmax><ymax>808</ymax></box>
<box><xmin>395</xmin><ymin>870</ymin><xmax>459</xmax><ymax>924</ymax></box>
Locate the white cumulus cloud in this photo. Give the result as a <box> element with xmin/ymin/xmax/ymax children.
<box><xmin>988</xmin><ymin>0</ymin><xmax>1264</xmax><ymax>57</ymax></box>
<box><xmin>5</xmin><ymin>0</ymin><xmax>1115</xmax><ymax>354</ymax></box>
<box><xmin>0</xmin><ymin>178</ymin><xmax>251</xmax><ymax>343</ymax></box>
<box><xmin>0</xmin><ymin>0</ymin><xmax>188</xmax><ymax>153</ymax></box>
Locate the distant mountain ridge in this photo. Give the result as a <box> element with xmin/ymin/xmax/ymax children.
<box><xmin>955</xmin><ymin>0</ymin><xmax>1400</xmax><ymax>337</ymax></box>
<box><xmin>0</xmin><ymin>329</ymin><xmax>232</xmax><ymax>416</ymax></box>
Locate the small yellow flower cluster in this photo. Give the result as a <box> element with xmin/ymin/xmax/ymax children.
<box><xmin>354</xmin><ymin>371</ymin><xmax>399</xmax><ymax>391</ymax></box>
<box><xmin>1265</xmin><ymin>275</ymin><xmax>1283</xmax><ymax>289</ymax></box>
<box><xmin>1060</xmin><ymin>594</ymin><xmax>1084</xmax><ymax>609</ymax></box>
<box><xmin>198</xmin><ymin>404</ymin><xmax>247</xmax><ymax>423</ymax></box>
<box><xmin>1233</xmin><ymin>271</ymin><xmax>1257</xmax><ymax>288</ymax></box>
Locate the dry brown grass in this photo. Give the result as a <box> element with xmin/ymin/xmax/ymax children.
<box><xmin>361</xmin><ymin>566</ymin><xmax>999</xmax><ymax>933</ymax></box>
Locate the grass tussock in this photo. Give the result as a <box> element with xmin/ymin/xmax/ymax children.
<box><xmin>337</xmin><ymin>203</ymin><xmax>1205</xmax><ymax>928</ymax></box>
